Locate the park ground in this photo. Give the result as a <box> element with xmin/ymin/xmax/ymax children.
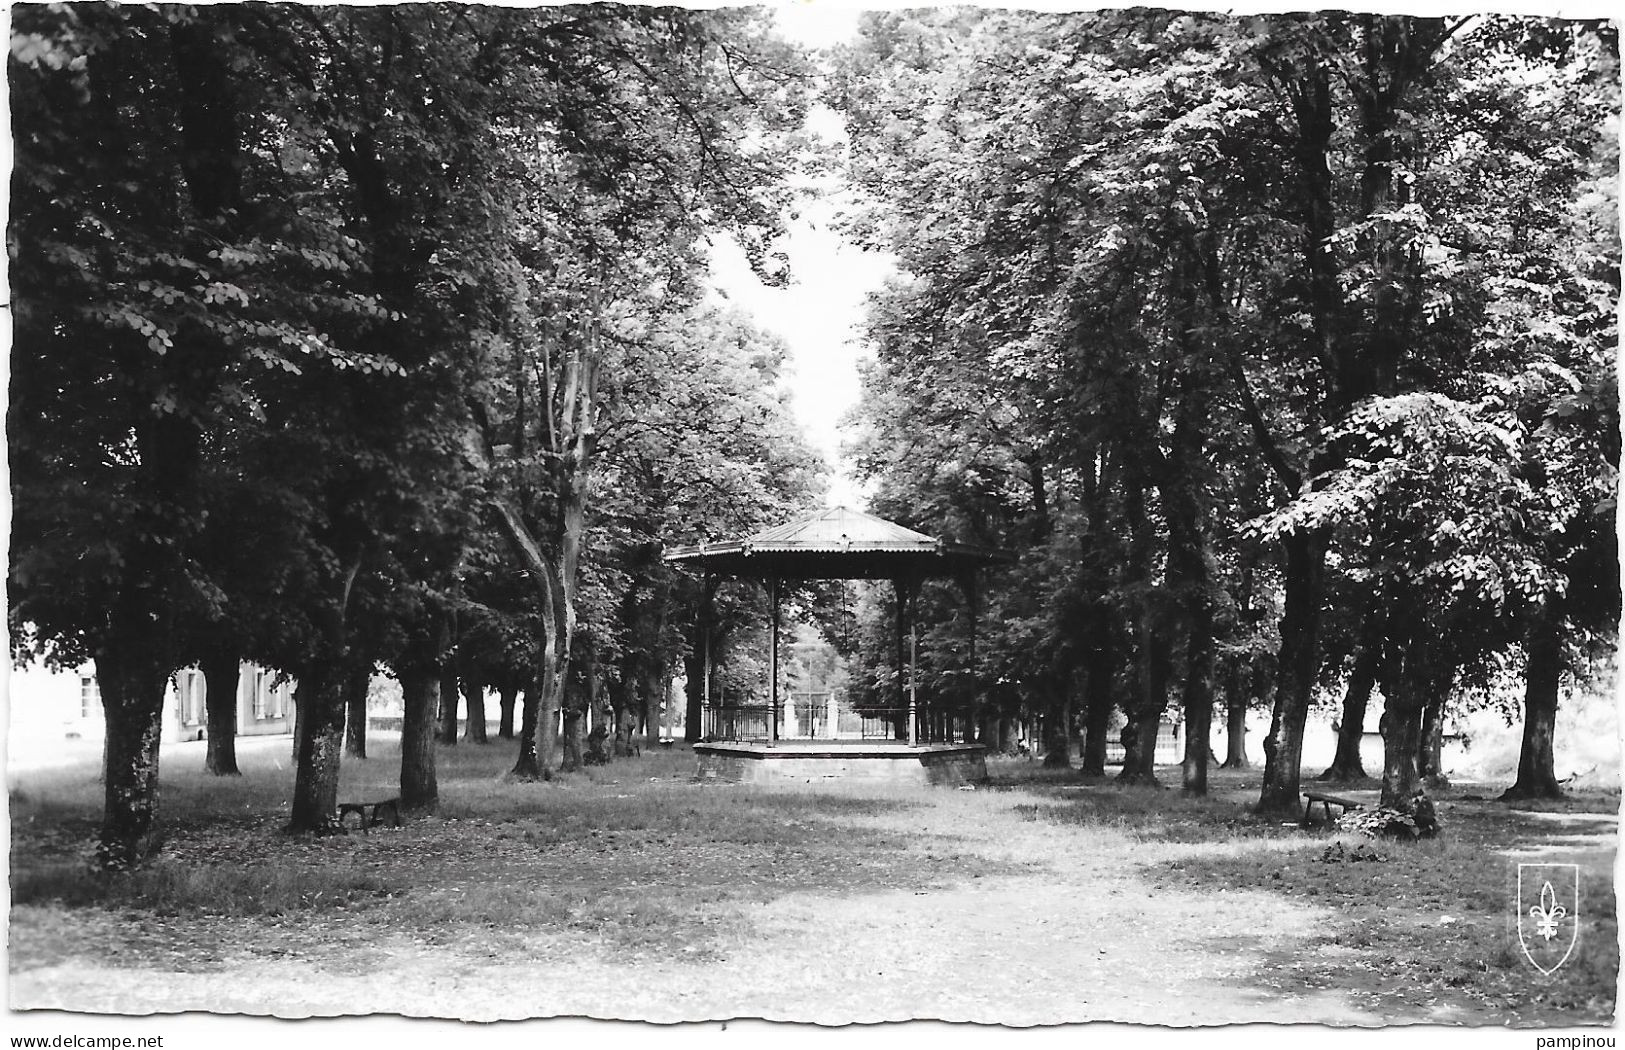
<box><xmin>7</xmin><ymin>734</ymin><xmax>1618</xmax><ymax>1026</ymax></box>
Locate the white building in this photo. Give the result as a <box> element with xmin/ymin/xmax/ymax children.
<box><xmin>7</xmin><ymin>660</ymin><xmax>294</xmax><ymax>759</ymax></box>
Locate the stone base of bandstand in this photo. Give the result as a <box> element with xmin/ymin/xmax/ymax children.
<box><xmin>693</xmin><ymin>740</ymin><xmax>987</xmax><ymax>787</ymax></box>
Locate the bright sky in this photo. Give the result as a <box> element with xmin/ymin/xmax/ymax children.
<box><xmin>706</xmin><ymin>4</ymin><xmax>895</xmax><ymax>509</ymax></box>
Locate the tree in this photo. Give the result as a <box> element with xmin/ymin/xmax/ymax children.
<box><xmin>836</xmin><ymin>10</ymin><xmax>1272</xmax><ymax>790</ymax></box>
<box><xmin>834</xmin><ymin>10</ymin><xmax>1617</xmax><ymax>814</ymax></box>
<box><xmin>442</xmin><ymin>7</ymin><xmax>816</xmax><ymax>780</ymax></box>
<box><xmin>9</xmin><ymin>3</ymin><xmax>829</xmax><ymax>847</ymax></box>
<box><xmin>8</xmin><ymin>4</ymin><xmax>404</xmax><ymax>862</ymax></box>
<box><xmin>1257</xmin><ymin>395</ymin><xmax>1561</xmax><ymax>805</ymax></box>
<box><xmin>1251</xmin><ymin>18</ymin><xmax>1619</xmax><ymax>807</ymax></box>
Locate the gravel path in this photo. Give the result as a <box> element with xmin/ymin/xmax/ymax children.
<box><xmin>11</xmin><ymin>786</ymin><xmax>1377</xmax><ymax>1025</ymax></box>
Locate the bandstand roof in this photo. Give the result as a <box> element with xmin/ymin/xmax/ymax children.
<box><xmin>663</xmin><ymin>505</ymin><xmax>1011</xmax><ymax>580</ymax></box>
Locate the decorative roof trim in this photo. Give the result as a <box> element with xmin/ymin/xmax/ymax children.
<box><xmin>664</xmin><ymin>505</ymin><xmax>1012</xmax><ymax>576</ymax></box>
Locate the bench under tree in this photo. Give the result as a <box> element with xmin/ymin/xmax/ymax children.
<box><xmin>338</xmin><ymin>798</ymin><xmax>403</xmax><ymax>832</ymax></box>
<box><xmin>1301</xmin><ymin>791</ymin><xmax>1363</xmax><ymax>827</ymax></box>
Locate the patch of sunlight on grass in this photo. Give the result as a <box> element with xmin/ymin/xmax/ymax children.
<box><xmin>1008</xmin><ymin>781</ymin><xmax>1295</xmax><ymax>844</ymax></box>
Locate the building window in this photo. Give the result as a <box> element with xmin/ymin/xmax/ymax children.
<box><xmin>80</xmin><ymin>676</ymin><xmax>100</xmax><ymax>719</ymax></box>
<box><xmin>252</xmin><ymin>671</ymin><xmax>268</xmax><ymax>720</ymax></box>
<box><xmin>178</xmin><ymin>671</ymin><xmax>201</xmax><ymax>725</ymax></box>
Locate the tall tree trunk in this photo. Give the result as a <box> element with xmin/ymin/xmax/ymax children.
<box><xmin>612</xmin><ymin>669</ymin><xmax>640</xmax><ymax>756</ymax></box>
<box><xmin>437</xmin><ymin>661</ymin><xmax>460</xmax><ymax>745</ymax></box>
<box><xmin>1502</xmin><ymin>609</ymin><xmax>1564</xmax><ymax>801</ymax></box>
<box><xmin>1120</xmin><ymin>687</ymin><xmax>1147</xmax><ymax>780</ymax></box>
<box><xmin>1257</xmin><ymin>532</ymin><xmax>1323</xmax><ymax>818</ymax></box>
<box><xmin>399</xmin><ymin>668</ymin><xmax>439</xmax><ymax>810</ymax></box>
<box><xmin>1180</xmin><ymin>615</ymin><xmax>1215</xmax><ymax>796</ymax></box>
<box><xmin>628</xmin><ymin>583</ymin><xmax>670</xmax><ymax>754</ymax></box>
<box><xmin>488</xmin><ymin>500</ymin><xmax>576</xmax><ymax>782</ymax></box>
<box><xmin>289</xmin><ymin>660</ymin><xmax>346</xmax><ymax>834</ymax></box>
<box><xmin>1221</xmin><ymin>664</ymin><xmax>1250</xmax><ymax>769</ymax></box>
<box><xmin>1249</xmin><ymin>21</ymin><xmax>1452</xmax><ymax>815</ymax></box>
<box><xmin>536</xmin><ymin>642</ymin><xmax>566</xmax><ymax>777</ymax></box>
<box><xmin>497</xmin><ymin>681</ymin><xmax>518</xmax><ymax>740</ymax></box>
<box><xmin>1379</xmin><ymin>699</ymin><xmax>1424</xmax><ymax>808</ymax></box>
<box><xmin>641</xmin><ymin>665</ymin><xmax>663</xmax><ymax>752</ymax></box>
<box><xmin>199</xmin><ymin>651</ymin><xmax>241</xmax><ymax>776</ymax></box>
<box><xmin>591</xmin><ymin>664</ymin><xmax>615</xmax><ymax>761</ymax></box>
<box><xmin>683</xmin><ymin>649</ymin><xmax>704</xmax><ymax>744</ymax></box>
<box><xmin>1042</xmin><ymin>687</ymin><xmax>1072</xmax><ymax>768</ymax></box>
<box><xmin>1120</xmin><ymin>631</ymin><xmax>1171</xmax><ymax>785</ymax></box>
<box><xmin>1168</xmin><ymin>513</ymin><xmax>1213</xmax><ymax>794</ymax></box>
<box><xmin>511</xmin><ymin>680</ymin><xmax>545</xmax><ymax>780</ymax></box>
<box><xmin>560</xmin><ymin>648</ymin><xmax>591</xmax><ymax>771</ymax></box>
<box><xmin>94</xmin><ymin>646</ymin><xmax>171</xmax><ymax>869</ymax></box>
<box><xmin>125</xmin><ymin>19</ymin><xmax>243</xmax><ymax>819</ymax></box>
<box><xmin>615</xmin><ymin>699</ymin><xmax>638</xmax><ymax>757</ymax></box>
<box><xmin>1067</xmin><ymin>674</ymin><xmax>1085</xmax><ymax>756</ymax></box>
<box><xmin>486</xmin><ymin>302</ymin><xmax>597</xmax><ymax>773</ymax></box>
<box><xmin>1162</xmin><ymin>304</ymin><xmax>1217</xmax><ymax>797</ymax></box>
<box><xmin>979</xmin><ymin>710</ymin><xmax>1000</xmax><ymax>751</ymax></box>
<box><xmin>461</xmin><ymin>676</ymin><xmax>487</xmax><ymax>744</ymax></box>
<box><xmin>1320</xmin><ymin>641</ymin><xmax>1379</xmax><ymax>782</ymax></box>
<box><xmin>1419</xmin><ymin>690</ymin><xmax>1448</xmax><ymax>789</ymax></box>
<box><xmin>344</xmin><ymin>665</ymin><xmax>370</xmax><ymax>759</ymax></box>
<box><xmin>562</xmin><ymin>704</ymin><xmax>585</xmax><ymax>772</ymax></box>
<box><xmin>1378</xmin><ymin>633</ymin><xmax>1431</xmax><ymax>809</ymax></box>
<box><xmin>292</xmin><ymin>676</ymin><xmax>305</xmax><ymax>763</ymax></box>
<box><xmin>513</xmin><ymin>636</ymin><xmax>566</xmax><ymax>782</ymax></box>
<box><xmin>611</xmin><ymin>664</ymin><xmax>636</xmax><ymax>757</ymax></box>
<box><xmin>1118</xmin><ymin>467</ymin><xmax>1162</xmax><ymax>785</ymax></box>
<box><xmin>1248</xmin><ymin>38</ymin><xmax>1338</xmax><ymax>820</ymax></box>
<box><xmin>1080</xmin><ymin>627</ymin><xmax>1115</xmax><ymax>776</ymax></box>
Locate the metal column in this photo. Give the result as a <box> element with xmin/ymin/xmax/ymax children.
<box><xmin>967</xmin><ymin>571</ymin><xmax>979</xmax><ymax>745</ymax></box>
<box><xmin>908</xmin><ymin>613</ymin><xmax>919</xmax><ymax>747</ymax></box>
<box><xmin>899</xmin><ymin>576</ymin><xmax>917</xmax><ymax>747</ymax></box>
<box><xmin>769</xmin><ymin>577</ymin><xmax>781</xmax><ymax>743</ymax></box>
<box><xmin>893</xmin><ymin>578</ymin><xmax>906</xmax><ymax>742</ymax></box>
<box><xmin>701</xmin><ymin>574</ymin><xmax>713</xmax><ymax>739</ymax></box>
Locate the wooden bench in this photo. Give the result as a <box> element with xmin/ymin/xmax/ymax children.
<box><xmin>338</xmin><ymin>798</ymin><xmax>402</xmax><ymax>833</ymax></box>
<box><xmin>1302</xmin><ymin>791</ymin><xmax>1363</xmax><ymax>827</ymax></box>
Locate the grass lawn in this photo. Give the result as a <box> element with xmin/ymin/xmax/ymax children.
<box><xmin>8</xmin><ymin>734</ymin><xmax>1617</xmax><ymax>1025</ymax></box>
<box><xmin>1005</xmin><ymin>771</ymin><xmax>1618</xmax><ymax>1024</ymax></box>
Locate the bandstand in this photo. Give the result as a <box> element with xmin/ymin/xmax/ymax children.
<box><xmin>664</xmin><ymin>506</ymin><xmax>1010</xmax><ymax>786</ymax></box>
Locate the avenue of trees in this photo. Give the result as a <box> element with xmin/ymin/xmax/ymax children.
<box><xmin>7</xmin><ymin>7</ymin><xmax>1618</xmax><ymax>871</ymax></box>
<box><xmin>833</xmin><ymin>12</ymin><xmax>1619</xmax><ymax>814</ymax></box>
<box><xmin>9</xmin><ymin>3</ymin><xmax>822</xmax><ymax>868</ymax></box>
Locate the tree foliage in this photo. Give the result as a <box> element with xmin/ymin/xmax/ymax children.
<box><xmin>9</xmin><ymin>2</ymin><xmax>822</xmax><ymax>861</ymax></box>
<box><xmin>833</xmin><ymin>11</ymin><xmax>1617</xmax><ymax>808</ymax></box>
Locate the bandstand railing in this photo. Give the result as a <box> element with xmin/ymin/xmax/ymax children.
<box><xmin>701</xmin><ymin>700</ymin><xmax>972</xmax><ymax>744</ymax></box>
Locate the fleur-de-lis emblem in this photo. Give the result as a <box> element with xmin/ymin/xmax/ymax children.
<box><xmin>1518</xmin><ymin>863</ymin><xmax>1579</xmax><ymax>974</ymax></box>
<box><xmin>1529</xmin><ymin>881</ymin><xmax>1568</xmax><ymax>941</ymax></box>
